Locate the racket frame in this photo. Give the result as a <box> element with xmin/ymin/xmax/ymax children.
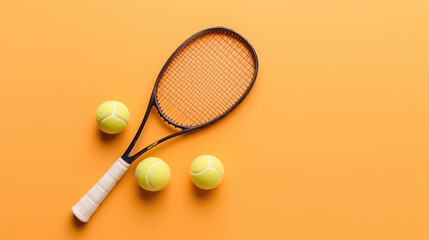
<box><xmin>122</xmin><ymin>26</ymin><xmax>258</xmax><ymax>163</ymax></box>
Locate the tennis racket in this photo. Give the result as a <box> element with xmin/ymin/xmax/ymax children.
<box><xmin>72</xmin><ymin>27</ymin><xmax>258</xmax><ymax>222</ymax></box>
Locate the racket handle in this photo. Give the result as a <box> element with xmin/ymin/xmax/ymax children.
<box><xmin>72</xmin><ymin>158</ymin><xmax>130</xmax><ymax>222</ymax></box>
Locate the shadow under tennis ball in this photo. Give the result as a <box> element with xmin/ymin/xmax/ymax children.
<box><xmin>135</xmin><ymin>183</ymin><xmax>165</xmax><ymax>202</ymax></box>
<box><xmin>190</xmin><ymin>180</ymin><xmax>217</xmax><ymax>199</ymax></box>
<box><xmin>97</xmin><ymin>128</ymin><xmax>118</xmax><ymax>142</ymax></box>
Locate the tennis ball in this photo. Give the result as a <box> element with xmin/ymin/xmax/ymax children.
<box><xmin>190</xmin><ymin>155</ymin><xmax>224</xmax><ymax>190</ymax></box>
<box><xmin>96</xmin><ymin>100</ymin><xmax>130</xmax><ymax>134</ymax></box>
<box><xmin>135</xmin><ymin>157</ymin><xmax>171</xmax><ymax>191</ymax></box>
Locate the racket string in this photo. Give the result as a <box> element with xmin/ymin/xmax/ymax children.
<box><xmin>160</xmin><ymin>41</ymin><xmax>251</xmax><ymax>124</ymax></box>
<box><xmin>156</xmin><ymin>30</ymin><xmax>256</xmax><ymax>127</ymax></box>
<box><xmin>159</xmin><ymin>63</ymin><xmax>219</xmax><ymax>124</ymax></box>
<box><xmin>159</xmin><ymin>50</ymin><xmax>226</xmax><ymax>124</ymax></box>
<box><xmin>158</xmin><ymin>47</ymin><xmax>250</xmax><ymax>125</ymax></box>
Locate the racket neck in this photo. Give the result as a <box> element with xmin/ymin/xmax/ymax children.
<box><xmin>129</xmin><ymin>127</ymin><xmax>194</xmax><ymax>161</ymax></box>
<box><xmin>122</xmin><ymin>97</ymin><xmax>155</xmax><ymax>163</ymax></box>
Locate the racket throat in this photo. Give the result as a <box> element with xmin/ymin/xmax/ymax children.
<box><xmin>122</xmin><ymin>97</ymin><xmax>155</xmax><ymax>163</ymax></box>
<box><xmin>122</xmin><ymin>128</ymin><xmax>193</xmax><ymax>164</ymax></box>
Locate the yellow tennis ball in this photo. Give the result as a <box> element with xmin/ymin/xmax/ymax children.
<box><xmin>95</xmin><ymin>100</ymin><xmax>130</xmax><ymax>134</ymax></box>
<box><xmin>135</xmin><ymin>157</ymin><xmax>171</xmax><ymax>192</ymax></box>
<box><xmin>190</xmin><ymin>155</ymin><xmax>224</xmax><ymax>190</ymax></box>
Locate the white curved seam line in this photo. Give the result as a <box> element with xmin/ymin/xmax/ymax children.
<box><xmin>191</xmin><ymin>156</ymin><xmax>213</xmax><ymax>175</ymax></box>
<box><xmin>112</xmin><ymin>101</ymin><xmax>118</xmax><ymax>113</ymax></box>
<box><xmin>190</xmin><ymin>156</ymin><xmax>222</xmax><ymax>179</ymax></box>
<box><xmin>112</xmin><ymin>102</ymin><xmax>128</xmax><ymax>124</ymax></box>
<box><xmin>191</xmin><ymin>166</ymin><xmax>211</xmax><ymax>174</ymax></box>
<box><xmin>147</xmin><ymin>161</ymin><xmax>162</xmax><ymax>190</ymax></box>
<box><xmin>191</xmin><ymin>166</ymin><xmax>222</xmax><ymax>179</ymax></box>
<box><xmin>212</xmin><ymin>167</ymin><xmax>222</xmax><ymax>179</ymax></box>
<box><xmin>112</xmin><ymin>114</ymin><xmax>127</xmax><ymax>124</ymax></box>
<box><xmin>208</xmin><ymin>156</ymin><xmax>222</xmax><ymax>179</ymax></box>
<box><xmin>98</xmin><ymin>114</ymin><xmax>111</xmax><ymax>125</ymax></box>
<box><xmin>112</xmin><ymin>102</ymin><xmax>128</xmax><ymax>123</ymax></box>
<box><xmin>99</xmin><ymin>102</ymin><xmax>127</xmax><ymax>125</ymax></box>
<box><xmin>98</xmin><ymin>102</ymin><xmax>117</xmax><ymax>124</ymax></box>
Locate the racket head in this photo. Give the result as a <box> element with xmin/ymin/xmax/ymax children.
<box><xmin>153</xmin><ymin>27</ymin><xmax>258</xmax><ymax>129</ymax></box>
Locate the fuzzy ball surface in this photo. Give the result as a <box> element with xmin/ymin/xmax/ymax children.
<box><xmin>96</xmin><ymin>100</ymin><xmax>130</xmax><ymax>134</ymax></box>
<box><xmin>190</xmin><ymin>155</ymin><xmax>224</xmax><ymax>190</ymax></box>
<box><xmin>135</xmin><ymin>157</ymin><xmax>171</xmax><ymax>191</ymax></box>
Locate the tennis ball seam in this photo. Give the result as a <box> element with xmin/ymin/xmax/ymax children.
<box><xmin>146</xmin><ymin>160</ymin><xmax>162</xmax><ymax>190</ymax></box>
<box><xmin>111</xmin><ymin>102</ymin><xmax>128</xmax><ymax>123</ymax></box>
<box><xmin>191</xmin><ymin>156</ymin><xmax>222</xmax><ymax>179</ymax></box>
<box><xmin>99</xmin><ymin>102</ymin><xmax>128</xmax><ymax>125</ymax></box>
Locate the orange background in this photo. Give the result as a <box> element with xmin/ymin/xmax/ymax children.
<box><xmin>0</xmin><ymin>0</ymin><xmax>428</xmax><ymax>239</ymax></box>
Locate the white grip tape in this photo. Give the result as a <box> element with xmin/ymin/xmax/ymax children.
<box><xmin>72</xmin><ymin>158</ymin><xmax>130</xmax><ymax>222</ymax></box>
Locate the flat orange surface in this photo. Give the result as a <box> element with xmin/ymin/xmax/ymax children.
<box><xmin>1</xmin><ymin>0</ymin><xmax>428</xmax><ymax>239</ymax></box>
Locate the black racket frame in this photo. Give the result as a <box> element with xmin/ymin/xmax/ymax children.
<box><xmin>122</xmin><ymin>27</ymin><xmax>259</xmax><ymax>164</ymax></box>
